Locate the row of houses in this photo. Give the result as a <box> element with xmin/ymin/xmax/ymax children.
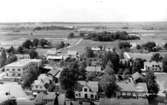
<box><xmin>124</xmin><ymin>52</ymin><xmax>163</xmax><ymax>72</ymax></box>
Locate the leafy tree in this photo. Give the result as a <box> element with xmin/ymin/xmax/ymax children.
<box><xmin>0</xmin><ymin>49</ymin><xmax>7</xmax><ymax>67</ymax></box>
<box><xmin>142</xmin><ymin>42</ymin><xmax>156</xmax><ymax>52</ymax></box>
<box><xmin>104</xmin><ymin>61</ymin><xmax>115</xmax><ymax>75</ymax></box>
<box><xmin>136</xmin><ymin>44</ymin><xmax>141</xmax><ymax>50</ymax></box>
<box><xmin>151</xmin><ymin>53</ymin><xmax>163</xmax><ymax>62</ymax></box>
<box><xmin>6</xmin><ymin>54</ymin><xmax>17</xmax><ymax>64</ymax></box>
<box><xmin>1</xmin><ymin>99</ymin><xmax>17</xmax><ymax>105</ymax></box>
<box><xmin>78</xmin><ymin>61</ymin><xmax>87</xmax><ymax>80</ymax></box>
<box><xmin>85</xmin><ymin>47</ymin><xmax>94</xmax><ymax>58</ymax></box>
<box><xmin>7</xmin><ymin>46</ymin><xmax>15</xmax><ymax>54</ymax></box>
<box><xmin>162</xmin><ymin>55</ymin><xmax>167</xmax><ymax>72</ymax></box>
<box><xmin>39</xmin><ymin>39</ymin><xmax>49</xmax><ymax>48</ymax></box>
<box><xmin>22</xmin><ymin>66</ymin><xmax>41</xmax><ymax>89</ymax></box>
<box><xmin>22</xmin><ymin>39</ymin><xmax>33</xmax><ymax>49</ymax></box>
<box><xmin>99</xmin><ymin>74</ymin><xmax>119</xmax><ymax>98</ymax></box>
<box><xmin>132</xmin><ymin>58</ymin><xmax>145</xmax><ymax>73</ymax></box>
<box><xmin>119</xmin><ymin>42</ymin><xmax>131</xmax><ymax>49</ymax></box>
<box><xmin>29</xmin><ymin>49</ymin><xmax>38</xmax><ymax>59</ymax></box>
<box><xmin>164</xmin><ymin>43</ymin><xmax>167</xmax><ymax>50</ymax></box>
<box><xmin>17</xmin><ymin>46</ymin><xmax>24</xmax><ymax>54</ymax></box>
<box><xmin>68</xmin><ymin>32</ymin><xmax>74</xmax><ymax>38</ymax></box>
<box><xmin>55</xmin><ymin>41</ymin><xmax>65</xmax><ymax>49</ymax></box>
<box><xmin>66</xmin><ymin>89</ymin><xmax>75</xmax><ymax>99</ymax></box>
<box><xmin>145</xmin><ymin>70</ymin><xmax>159</xmax><ymax>104</ymax></box>
<box><xmin>59</xmin><ymin>62</ymin><xmax>80</xmax><ymax>90</ymax></box>
<box><xmin>102</xmin><ymin>51</ymin><xmax>120</xmax><ymax>73</ymax></box>
<box><xmin>32</xmin><ymin>38</ymin><xmax>39</xmax><ymax>48</ymax></box>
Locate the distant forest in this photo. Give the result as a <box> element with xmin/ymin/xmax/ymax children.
<box><xmin>84</xmin><ymin>31</ymin><xmax>140</xmax><ymax>41</ymax></box>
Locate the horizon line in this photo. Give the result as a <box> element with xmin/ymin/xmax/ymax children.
<box><xmin>0</xmin><ymin>21</ymin><xmax>167</xmax><ymax>24</ymax></box>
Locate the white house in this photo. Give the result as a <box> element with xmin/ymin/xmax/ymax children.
<box><xmin>32</xmin><ymin>74</ymin><xmax>52</xmax><ymax>93</ymax></box>
<box><xmin>31</xmin><ymin>80</ymin><xmax>47</xmax><ymax>93</ymax></box>
<box><xmin>75</xmin><ymin>81</ymin><xmax>98</xmax><ymax>100</ymax></box>
<box><xmin>143</xmin><ymin>61</ymin><xmax>163</xmax><ymax>72</ymax></box>
<box><xmin>4</xmin><ymin>59</ymin><xmax>42</xmax><ymax>79</ymax></box>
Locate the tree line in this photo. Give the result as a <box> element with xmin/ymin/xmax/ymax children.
<box><xmin>68</xmin><ymin>31</ymin><xmax>140</xmax><ymax>41</ymax></box>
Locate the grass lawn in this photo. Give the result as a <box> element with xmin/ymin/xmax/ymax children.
<box><xmin>99</xmin><ymin>98</ymin><xmax>148</xmax><ymax>105</ymax></box>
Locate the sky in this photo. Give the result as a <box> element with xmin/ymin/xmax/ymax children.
<box><xmin>0</xmin><ymin>0</ymin><xmax>167</xmax><ymax>22</ymax></box>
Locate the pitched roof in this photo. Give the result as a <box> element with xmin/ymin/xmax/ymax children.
<box><xmin>117</xmin><ymin>81</ymin><xmax>148</xmax><ymax>92</ymax></box>
<box><xmin>77</xmin><ymin>81</ymin><xmax>98</xmax><ymax>92</ymax></box>
<box><xmin>34</xmin><ymin>92</ymin><xmax>46</xmax><ymax>104</ymax></box>
<box><xmin>117</xmin><ymin>82</ymin><xmax>136</xmax><ymax>92</ymax></box>
<box><xmin>48</xmin><ymin>70</ymin><xmax>60</xmax><ymax>76</ymax></box>
<box><xmin>43</xmin><ymin>92</ymin><xmax>56</xmax><ymax>100</ymax></box>
<box><xmin>127</xmin><ymin>52</ymin><xmax>152</xmax><ymax>61</ymax></box>
<box><xmin>132</xmin><ymin>72</ymin><xmax>143</xmax><ymax>81</ymax></box>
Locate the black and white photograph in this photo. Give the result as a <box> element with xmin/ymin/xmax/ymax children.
<box><xmin>0</xmin><ymin>0</ymin><xmax>166</xmax><ymax>105</ymax></box>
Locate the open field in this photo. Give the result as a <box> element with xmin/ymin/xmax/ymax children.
<box><xmin>0</xmin><ymin>22</ymin><xmax>167</xmax><ymax>53</ymax></box>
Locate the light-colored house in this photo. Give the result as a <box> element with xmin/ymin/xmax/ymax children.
<box><xmin>143</xmin><ymin>61</ymin><xmax>163</xmax><ymax>72</ymax></box>
<box><xmin>32</xmin><ymin>80</ymin><xmax>47</xmax><ymax>93</ymax></box>
<box><xmin>15</xmin><ymin>54</ymin><xmax>30</xmax><ymax>60</ymax></box>
<box><xmin>4</xmin><ymin>59</ymin><xmax>42</xmax><ymax>79</ymax></box>
<box><xmin>32</xmin><ymin>74</ymin><xmax>52</xmax><ymax>93</ymax></box>
<box><xmin>75</xmin><ymin>81</ymin><xmax>98</xmax><ymax>100</ymax></box>
<box><xmin>86</xmin><ymin>66</ymin><xmax>102</xmax><ymax>72</ymax></box>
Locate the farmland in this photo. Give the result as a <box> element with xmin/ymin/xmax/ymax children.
<box><xmin>0</xmin><ymin>22</ymin><xmax>167</xmax><ymax>53</ymax></box>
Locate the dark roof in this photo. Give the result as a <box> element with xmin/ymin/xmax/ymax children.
<box><xmin>43</xmin><ymin>92</ymin><xmax>56</xmax><ymax>100</ymax></box>
<box><xmin>48</xmin><ymin>70</ymin><xmax>59</xmax><ymax>76</ymax></box>
<box><xmin>34</xmin><ymin>92</ymin><xmax>46</xmax><ymax>104</ymax></box>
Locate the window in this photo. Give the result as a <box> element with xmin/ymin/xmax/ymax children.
<box><xmin>78</xmin><ymin>93</ymin><xmax>81</xmax><ymax>97</ymax></box>
<box><xmin>12</xmin><ymin>73</ymin><xmax>15</xmax><ymax>76</ymax></box>
<box><xmin>6</xmin><ymin>73</ymin><xmax>8</xmax><ymax>76</ymax></box>
<box><xmin>91</xmin><ymin>94</ymin><xmax>94</xmax><ymax>99</ymax></box>
<box><xmin>36</xmin><ymin>85</ymin><xmax>38</xmax><ymax>88</ymax></box>
<box><xmin>84</xmin><ymin>88</ymin><xmax>87</xmax><ymax>92</ymax></box>
<box><xmin>18</xmin><ymin>73</ymin><xmax>21</xmax><ymax>77</ymax></box>
<box><xmin>6</xmin><ymin>69</ymin><xmax>9</xmax><ymax>71</ymax></box>
<box><xmin>84</xmin><ymin>94</ymin><xmax>88</xmax><ymax>98</ymax></box>
<box><xmin>12</xmin><ymin>69</ymin><xmax>15</xmax><ymax>71</ymax></box>
<box><xmin>18</xmin><ymin>69</ymin><xmax>21</xmax><ymax>71</ymax></box>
